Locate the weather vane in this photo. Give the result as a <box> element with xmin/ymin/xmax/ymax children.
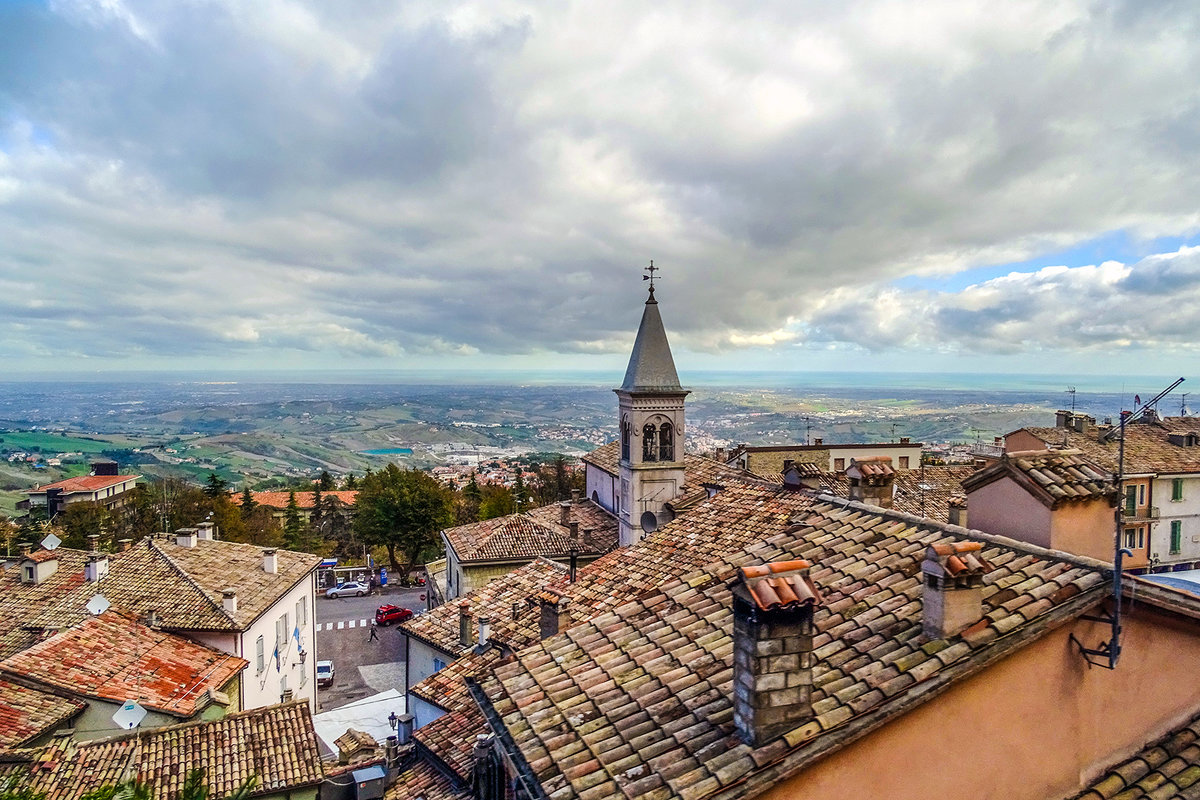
<box><xmin>643</xmin><ymin>260</ymin><xmax>659</xmax><ymax>292</ymax></box>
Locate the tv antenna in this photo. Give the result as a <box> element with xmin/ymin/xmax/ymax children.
<box><xmin>1182</xmin><ymin>393</ymin><xmax>1191</xmax><ymax>416</ymax></box>
<box><xmin>1073</xmin><ymin>376</ymin><xmax>1184</xmax><ymax>671</ymax></box>
<box><xmin>1066</xmin><ymin>386</ymin><xmax>1076</xmax><ymax>412</ymax></box>
<box><xmin>804</xmin><ymin>417</ymin><xmax>811</xmax><ymax>446</ymax></box>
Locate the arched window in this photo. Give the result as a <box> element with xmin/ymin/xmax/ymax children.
<box><xmin>658</xmin><ymin>422</ymin><xmax>674</xmax><ymax>462</ymax></box>
<box><xmin>642</xmin><ymin>423</ymin><xmax>658</xmax><ymax>462</ymax></box>
<box><xmin>620</xmin><ymin>416</ymin><xmax>630</xmax><ymax>461</ymax></box>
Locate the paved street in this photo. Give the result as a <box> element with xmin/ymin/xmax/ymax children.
<box><xmin>313</xmin><ymin>585</ymin><xmax>427</xmax><ymax>713</ymax></box>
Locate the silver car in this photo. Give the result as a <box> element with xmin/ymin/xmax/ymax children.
<box><xmin>325</xmin><ymin>581</ymin><xmax>369</xmax><ymax>599</ymax></box>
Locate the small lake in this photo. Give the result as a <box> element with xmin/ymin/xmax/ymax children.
<box><xmin>360</xmin><ymin>448</ymin><xmax>414</xmax><ymax>455</ymax></box>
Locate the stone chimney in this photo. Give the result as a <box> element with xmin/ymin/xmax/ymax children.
<box><xmin>222</xmin><ymin>589</ymin><xmax>238</xmax><ymax>615</ymax></box>
<box><xmin>922</xmin><ymin>541</ymin><xmax>991</xmax><ymax>639</ymax></box>
<box><xmin>846</xmin><ymin>457</ymin><xmax>896</xmax><ymax>508</ymax></box>
<box><xmin>117</xmin><ymin>538</ymin><xmax>132</xmax><ymax>553</ymax></box>
<box><xmin>731</xmin><ymin>560</ymin><xmax>822</xmax><ymax>747</ymax></box>
<box><xmin>571</xmin><ymin>488</ymin><xmax>581</xmax><ymax>502</ymax></box>
<box><xmin>477</xmin><ymin>617</ymin><xmax>490</xmax><ymax>649</ymax></box>
<box><xmin>175</xmin><ymin>527</ymin><xmax>198</xmax><ymax>548</ymax></box>
<box><xmin>947</xmin><ymin>496</ymin><xmax>967</xmax><ymax>528</ymax></box>
<box><xmin>85</xmin><ymin>553</ymin><xmax>109</xmax><ymax>583</ymax></box>
<box><xmin>262</xmin><ymin>549</ymin><xmax>278</xmax><ymax>574</ymax></box>
<box><xmin>459</xmin><ymin>602</ymin><xmax>474</xmax><ymax>648</ymax></box>
<box><xmin>18</xmin><ymin>543</ymin><xmax>31</xmax><ymax>557</ymax></box>
<box><xmin>196</xmin><ymin>522</ymin><xmax>216</xmax><ymax>541</ymax></box>
<box><xmin>559</xmin><ymin>501</ymin><xmax>571</xmax><ymax>526</ymax></box>
<box><xmin>87</xmin><ymin>534</ymin><xmax>100</xmax><ymax>553</ymax></box>
<box><xmin>537</xmin><ymin>589</ymin><xmax>571</xmax><ymax>640</ymax></box>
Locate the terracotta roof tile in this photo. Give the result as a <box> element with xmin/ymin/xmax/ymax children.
<box><xmin>28</xmin><ymin>475</ymin><xmax>138</xmax><ymax>495</ymax></box>
<box><xmin>385</xmin><ymin>758</ymin><xmax>465</xmax><ymax>800</ymax></box>
<box><xmin>1070</xmin><ymin>711</ymin><xmax>1200</xmax><ymax>799</ymax></box>
<box><xmin>0</xmin><ymin>679</ymin><xmax>85</xmax><ymax>749</ymax></box>
<box><xmin>740</xmin><ymin>561</ymin><xmax>821</xmax><ymax>611</ymax></box>
<box><xmin>0</xmin><ymin>548</ymin><xmax>92</xmax><ymax>660</ymax></box>
<box><xmin>962</xmin><ymin>449</ymin><xmax>1116</xmax><ymax>507</ymax></box>
<box><xmin>477</xmin><ymin>497</ymin><xmax>1108</xmax><ymax>800</ymax></box>
<box><xmin>1017</xmin><ymin>418</ymin><xmax>1200</xmax><ymax>475</ymax></box>
<box><xmin>251</xmin><ymin>490</ymin><xmax>357</xmax><ymax>509</ymax></box>
<box><xmin>820</xmin><ymin>466</ymin><xmax>978</xmax><ymax>523</ymax></box>
<box><xmin>0</xmin><ymin>700</ymin><xmax>323</xmax><ymax>799</ymax></box>
<box><xmin>443</xmin><ymin>500</ymin><xmax>617</xmax><ymax>564</ymax></box>
<box><xmin>0</xmin><ymin>611</ymin><xmax>246</xmax><ymax>717</ymax></box>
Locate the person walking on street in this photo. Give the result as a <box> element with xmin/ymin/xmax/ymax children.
<box><xmin>368</xmin><ymin>620</ymin><xmax>379</xmax><ymax>642</ymax></box>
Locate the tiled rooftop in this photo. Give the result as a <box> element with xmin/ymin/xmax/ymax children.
<box><xmin>31</xmin><ymin>537</ymin><xmax>321</xmax><ymax>633</ymax></box>
<box><xmin>28</xmin><ymin>475</ymin><xmax>138</xmax><ymax>495</ymax></box>
<box><xmin>0</xmin><ymin>700</ymin><xmax>323</xmax><ymax>799</ymax></box>
<box><xmin>478</xmin><ymin>498</ymin><xmax>1107</xmax><ymax>800</ymax></box>
<box><xmin>963</xmin><ymin>449</ymin><xmax>1115</xmax><ymax>506</ymax></box>
<box><xmin>1017</xmin><ymin>419</ymin><xmax>1200</xmax><ymax>475</ymax></box>
<box><xmin>402</xmin><ymin>558</ymin><xmax>570</xmax><ymax>658</ymax></box>
<box><xmin>1071</xmin><ymin>710</ymin><xmax>1200</xmax><ymax>799</ymax></box>
<box><xmin>0</xmin><ymin>611</ymin><xmax>246</xmax><ymax>717</ymax></box>
<box><xmin>413</xmin><ymin>705</ymin><xmax>487</xmax><ymax>781</ymax></box>
<box><xmin>0</xmin><ymin>679</ymin><xmax>85</xmax><ymax>749</ymax></box>
<box><xmin>443</xmin><ymin>499</ymin><xmax>617</xmax><ymax>564</ymax></box>
<box><xmin>252</xmin><ymin>490</ymin><xmax>358</xmax><ymax>509</ymax></box>
<box><xmin>582</xmin><ymin>441</ymin><xmax>759</xmax><ymax>491</ymax></box>
<box><xmin>0</xmin><ymin>547</ymin><xmax>91</xmax><ymax>660</ymax></box>
<box><xmin>386</xmin><ymin>757</ymin><xmax>464</xmax><ymax>800</ymax></box>
<box><xmin>821</xmin><ymin>465</ymin><xmax>977</xmax><ymax>523</ymax></box>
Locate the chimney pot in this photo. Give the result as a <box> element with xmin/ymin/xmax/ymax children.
<box><xmin>262</xmin><ymin>548</ymin><xmax>278</xmax><ymax>574</ymax></box>
<box><xmin>459</xmin><ymin>602</ymin><xmax>474</xmax><ymax>648</ymax></box>
<box><xmin>922</xmin><ymin>542</ymin><xmax>990</xmax><ymax>639</ymax></box>
<box><xmin>538</xmin><ymin>591</ymin><xmax>571</xmax><ymax>640</ymax></box>
<box><xmin>175</xmin><ymin>527</ymin><xmax>198</xmax><ymax>548</ymax></box>
<box><xmin>222</xmin><ymin>589</ymin><xmax>238</xmax><ymax>614</ymax></box>
<box><xmin>732</xmin><ymin>561</ymin><xmax>821</xmax><ymax>746</ymax></box>
<box><xmin>478</xmin><ymin>616</ymin><xmax>490</xmax><ymax>648</ymax></box>
<box><xmin>559</xmin><ymin>501</ymin><xmax>571</xmax><ymax>526</ymax></box>
<box><xmin>571</xmin><ymin>488</ymin><xmax>581</xmax><ymax>502</ymax></box>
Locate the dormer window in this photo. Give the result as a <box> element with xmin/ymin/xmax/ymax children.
<box><xmin>643</xmin><ymin>423</ymin><xmax>658</xmax><ymax>462</ymax></box>
<box><xmin>23</xmin><ymin>565</ymin><xmax>34</xmax><ymax>583</ymax></box>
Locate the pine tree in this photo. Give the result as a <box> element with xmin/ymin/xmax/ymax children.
<box><xmin>204</xmin><ymin>473</ymin><xmax>229</xmax><ymax>498</ymax></box>
<box><xmin>317</xmin><ymin>470</ymin><xmax>335</xmax><ymax>491</ymax></box>
<box><xmin>283</xmin><ymin>491</ymin><xmax>303</xmax><ymax>550</ymax></box>
<box><xmin>343</xmin><ymin>473</ymin><xmax>358</xmax><ymax>490</ymax></box>
<box><xmin>513</xmin><ymin>470</ymin><xmax>528</xmax><ymax>510</ymax></box>
<box><xmin>240</xmin><ymin>487</ymin><xmax>256</xmax><ymax>514</ymax></box>
<box><xmin>311</xmin><ymin>485</ymin><xmax>323</xmax><ymax>525</ymax></box>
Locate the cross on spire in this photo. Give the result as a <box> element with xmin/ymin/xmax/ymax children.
<box><xmin>643</xmin><ymin>260</ymin><xmax>659</xmax><ymax>297</ymax></box>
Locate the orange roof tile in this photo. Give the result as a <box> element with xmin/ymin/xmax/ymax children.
<box><xmin>963</xmin><ymin>449</ymin><xmax>1115</xmax><ymax>508</ymax></box>
<box><xmin>1071</xmin><ymin>709</ymin><xmax>1200</xmax><ymax>799</ymax></box>
<box><xmin>28</xmin><ymin>475</ymin><xmax>138</xmax><ymax>494</ymax></box>
<box><xmin>0</xmin><ymin>611</ymin><xmax>245</xmax><ymax>717</ymax></box>
<box><xmin>443</xmin><ymin>499</ymin><xmax>617</xmax><ymax>564</ymax></box>
<box><xmin>251</xmin><ymin>490</ymin><xmax>357</xmax><ymax>509</ymax></box>
<box><xmin>0</xmin><ymin>679</ymin><xmax>85</xmax><ymax>749</ymax></box>
<box><xmin>0</xmin><ymin>700</ymin><xmax>323</xmax><ymax>799</ymax></box>
<box><xmin>741</xmin><ymin>560</ymin><xmax>821</xmax><ymax>611</ymax></box>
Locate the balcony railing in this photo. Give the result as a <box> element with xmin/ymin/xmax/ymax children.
<box><xmin>1121</xmin><ymin>505</ymin><xmax>1159</xmax><ymax>521</ymax></box>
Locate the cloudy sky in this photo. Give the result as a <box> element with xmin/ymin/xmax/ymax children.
<box><xmin>3</xmin><ymin>0</ymin><xmax>1200</xmax><ymax>377</ymax></box>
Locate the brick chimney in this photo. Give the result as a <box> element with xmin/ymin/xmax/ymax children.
<box><xmin>537</xmin><ymin>589</ymin><xmax>571</xmax><ymax>640</ymax></box>
<box><xmin>459</xmin><ymin>602</ymin><xmax>474</xmax><ymax>648</ymax></box>
<box><xmin>117</xmin><ymin>538</ymin><xmax>132</xmax><ymax>553</ymax></box>
<box><xmin>846</xmin><ymin>457</ymin><xmax>895</xmax><ymax>508</ymax></box>
<box><xmin>922</xmin><ymin>541</ymin><xmax>991</xmax><ymax>639</ymax></box>
<box><xmin>731</xmin><ymin>560</ymin><xmax>822</xmax><ymax>747</ymax></box>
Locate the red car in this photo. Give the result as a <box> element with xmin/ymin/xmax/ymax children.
<box><xmin>375</xmin><ymin>604</ymin><xmax>414</xmax><ymax>626</ymax></box>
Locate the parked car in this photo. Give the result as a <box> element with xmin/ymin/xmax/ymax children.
<box><xmin>316</xmin><ymin>660</ymin><xmax>335</xmax><ymax>688</ymax></box>
<box><xmin>375</xmin><ymin>604</ymin><xmax>414</xmax><ymax>626</ymax></box>
<box><xmin>325</xmin><ymin>581</ymin><xmax>369</xmax><ymax>599</ymax></box>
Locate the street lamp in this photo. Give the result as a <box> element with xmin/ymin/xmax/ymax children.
<box><xmin>388</xmin><ymin>711</ymin><xmax>399</xmax><ymax>730</ymax></box>
<box><xmin>298</xmin><ymin>648</ymin><xmax>307</xmax><ymax>665</ymax></box>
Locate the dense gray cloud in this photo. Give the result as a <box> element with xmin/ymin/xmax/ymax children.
<box><xmin>2</xmin><ymin>0</ymin><xmax>1200</xmax><ymax>371</ymax></box>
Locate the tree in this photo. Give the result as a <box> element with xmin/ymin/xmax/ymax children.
<box><xmin>354</xmin><ymin>463</ymin><xmax>452</xmax><ymax>573</ymax></box>
<box><xmin>311</xmin><ymin>485</ymin><xmax>323</xmax><ymax>526</ymax></box>
<box><xmin>239</xmin><ymin>487</ymin><xmax>256</xmax><ymax>514</ymax></box>
<box><xmin>55</xmin><ymin>501</ymin><xmax>110</xmax><ymax>550</ymax></box>
<box><xmin>513</xmin><ymin>470</ymin><xmax>529</xmax><ymax>510</ymax></box>
<box><xmin>0</xmin><ymin>516</ymin><xmax>17</xmax><ymax>558</ymax></box>
<box><xmin>283</xmin><ymin>491</ymin><xmax>304</xmax><ymax>550</ymax></box>
<box><xmin>317</xmin><ymin>471</ymin><xmax>335</xmax><ymax>491</ymax></box>
<box><xmin>343</xmin><ymin>473</ymin><xmax>358</xmax><ymax>490</ymax></box>
<box><xmin>478</xmin><ymin>483</ymin><xmax>516</xmax><ymax>520</ymax></box>
<box><xmin>204</xmin><ymin>473</ymin><xmax>229</xmax><ymax>498</ymax></box>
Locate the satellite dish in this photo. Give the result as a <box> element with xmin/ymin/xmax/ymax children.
<box><xmin>41</xmin><ymin>533</ymin><xmax>61</xmax><ymax>551</ymax></box>
<box><xmin>112</xmin><ymin>699</ymin><xmax>147</xmax><ymax>730</ymax></box>
<box><xmin>640</xmin><ymin>511</ymin><xmax>659</xmax><ymax>533</ymax></box>
<box><xmin>86</xmin><ymin>594</ymin><xmax>111</xmax><ymax>616</ymax></box>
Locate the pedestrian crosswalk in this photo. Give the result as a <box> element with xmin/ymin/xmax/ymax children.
<box><xmin>317</xmin><ymin>619</ymin><xmax>372</xmax><ymax>632</ymax></box>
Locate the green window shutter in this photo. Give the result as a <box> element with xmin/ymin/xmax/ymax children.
<box><xmin>1171</xmin><ymin>520</ymin><xmax>1182</xmax><ymax>553</ymax></box>
<box><xmin>1173</xmin><ymin>479</ymin><xmax>1184</xmax><ymax>502</ymax></box>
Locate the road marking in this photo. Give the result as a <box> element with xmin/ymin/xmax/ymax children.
<box><xmin>336</xmin><ymin>621</ymin><xmax>344</xmax><ymax>630</ymax></box>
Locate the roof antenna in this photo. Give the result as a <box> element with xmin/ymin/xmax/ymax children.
<box><xmin>1182</xmin><ymin>393</ymin><xmax>1190</xmax><ymax>416</ymax></box>
<box><xmin>1067</xmin><ymin>386</ymin><xmax>1076</xmax><ymax>413</ymax></box>
<box><xmin>1073</xmin><ymin>376</ymin><xmax>1184</xmax><ymax>671</ymax></box>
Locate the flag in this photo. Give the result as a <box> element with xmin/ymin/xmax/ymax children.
<box><xmin>293</xmin><ymin>626</ymin><xmax>301</xmax><ymax>643</ymax></box>
<box><xmin>1135</xmin><ymin>394</ymin><xmax>1142</xmax><ymax>406</ymax></box>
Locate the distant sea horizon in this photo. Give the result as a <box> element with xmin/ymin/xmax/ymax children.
<box><xmin>0</xmin><ymin>369</ymin><xmax>1184</xmax><ymax>396</ymax></box>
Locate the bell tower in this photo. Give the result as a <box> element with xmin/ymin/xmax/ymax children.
<box><xmin>616</xmin><ymin>263</ymin><xmax>689</xmax><ymax>546</ymax></box>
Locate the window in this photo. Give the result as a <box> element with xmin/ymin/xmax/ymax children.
<box><xmin>256</xmin><ymin>636</ymin><xmax>265</xmax><ymax>673</ymax></box>
<box><xmin>433</xmin><ymin>657</ymin><xmax>447</xmax><ymax>672</ymax></box>
<box><xmin>1138</xmin><ymin>528</ymin><xmax>1145</xmax><ymax>549</ymax></box>
<box><xmin>1124</xmin><ymin>486</ymin><xmax>1137</xmax><ymax>516</ymax></box>
<box><xmin>834</xmin><ymin>458</ymin><xmax>845</xmax><ymax>472</ymax></box>
<box><xmin>296</xmin><ymin>597</ymin><xmax>307</xmax><ymax>628</ymax></box>
<box><xmin>276</xmin><ymin>613</ymin><xmax>289</xmax><ymax>650</ymax></box>
<box><xmin>1173</xmin><ymin>478</ymin><xmax>1185</xmax><ymax>502</ymax></box>
<box><xmin>1124</xmin><ymin>528</ymin><xmax>1137</xmax><ymax>549</ymax></box>
<box><xmin>620</xmin><ymin>416</ymin><xmax>630</xmax><ymax>461</ymax></box>
<box><xmin>1139</xmin><ymin>484</ymin><xmax>1146</xmax><ymax>505</ymax></box>
<box><xmin>899</xmin><ymin>456</ymin><xmax>909</xmax><ymax>469</ymax></box>
<box><xmin>642</xmin><ymin>423</ymin><xmax>658</xmax><ymax>462</ymax></box>
<box><xmin>1171</xmin><ymin>521</ymin><xmax>1183</xmax><ymax>554</ymax></box>
<box><xmin>658</xmin><ymin>422</ymin><xmax>674</xmax><ymax>462</ymax></box>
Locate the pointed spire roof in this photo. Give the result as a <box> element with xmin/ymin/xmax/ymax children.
<box><xmin>620</xmin><ymin>286</ymin><xmax>684</xmax><ymax>392</ymax></box>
